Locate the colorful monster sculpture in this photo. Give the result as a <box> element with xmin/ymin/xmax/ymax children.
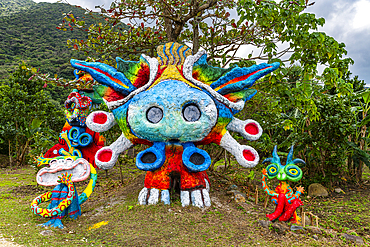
<box><xmin>31</xmin><ymin>157</ymin><xmax>97</xmax><ymax>228</ymax></box>
<box><xmin>262</xmin><ymin>145</ymin><xmax>306</xmax><ymax>224</ymax></box>
<box><xmin>70</xmin><ymin>42</ymin><xmax>279</xmax><ymax>207</ymax></box>
<box><xmin>37</xmin><ymin>89</ymin><xmax>105</xmax><ymax>168</ymax></box>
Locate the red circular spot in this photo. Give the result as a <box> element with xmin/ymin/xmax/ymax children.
<box><xmin>98</xmin><ymin>149</ymin><xmax>112</xmax><ymax>162</ymax></box>
<box><xmin>93</xmin><ymin>112</ymin><xmax>108</xmax><ymax>124</ymax></box>
<box><xmin>243</xmin><ymin>149</ymin><xmax>255</xmax><ymax>161</ymax></box>
<box><xmin>245</xmin><ymin>122</ymin><xmax>259</xmax><ymax>135</ymax></box>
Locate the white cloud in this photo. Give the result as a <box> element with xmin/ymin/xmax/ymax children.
<box><xmin>352</xmin><ymin>0</ymin><xmax>370</xmax><ymax>31</ymax></box>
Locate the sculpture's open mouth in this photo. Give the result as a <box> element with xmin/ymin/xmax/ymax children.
<box><xmin>36</xmin><ymin>158</ymin><xmax>91</xmax><ymax>186</ymax></box>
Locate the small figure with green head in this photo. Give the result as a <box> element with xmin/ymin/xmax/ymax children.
<box><xmin>261</xmin><ymin>145</ymin><xmax>305</xmax><ymax>224</ymax></box>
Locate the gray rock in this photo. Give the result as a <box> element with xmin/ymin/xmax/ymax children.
<box><xmin>306</xmin><ymin>226</ymin><xmax>322</xmax><ymax>235</ymax></box>
<box><xmin>334</xmin><ymin>188</ymin><xmax>343</xmax><ymax>193</ymax></box>
<box><xmin>272</xmin><ymin>222</ymin><xmax>289</xmax><ymax>234</ymax></box>
<box><xmin>226</xmin><ymin>190</ymin><xmax>238</xmax><ymax>195</ymax></box>
<box><xmin>234</xmin><ymin>193</ymin><xmax>246</xmax><ymax>203</ymax></box>
<box><xmin>291</xmin><ymin>225</ymin><xmax>304</xmax><ymax>231</ymax></box>
<box><xmin>258</xmin><ymin>220</ymin><xmax>271</xmax><ymax>229</ymax></box>
<box><xmin>312</xmin><ymin>234</ymin><xmax>319</xmax><ymax>240</ymax></box>
<box><xmin>342</xmin><ymin>233</ymin><xmax>364</xmax><ymax>245</ymax></box>
<box><xmin>40</xmin><ymin>230</ymin><xmax>53</xmax><ymax>236</ymax></box>
<box><xmin>304</xmin><ymin>215</ymin><xmax>311</xmax><ymax>226</ymax></box>
<box><xmin>308</xmin><ymin>183</ymin><xmax>329</xmax><ymax>197</ymax></box>
<box><xmin>227</xmin><ymin>185</ymin><xmax>239</xmax><ymax>191</ymax></box>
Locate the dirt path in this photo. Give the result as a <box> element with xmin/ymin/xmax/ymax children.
<box><xmin>0</xmin><ymin>235</ymin><xmax>22</xmax><ymax>247</ymax></box>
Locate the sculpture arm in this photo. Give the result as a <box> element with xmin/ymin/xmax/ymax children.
<box><xmin>261</xmin><ymin>171</ymin><xmax>278</xmax><ymax>197</ymax></box>
<box><xmin>287</xmin><ymin>186</ymin><xmax>304</xmax><ymax>204</ymax></box>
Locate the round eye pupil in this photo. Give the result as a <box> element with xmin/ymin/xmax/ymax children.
<box><xmin>146</xmin><ymin>107</ymin><xmax>163</xmax><ymax>124</ymax></box>
<box><xmin>72</xmin><ymin>131</ymin><xmax>78</xmax><ymax>138</ymax></box>
<box><xmin>183</xmin><ymin>104</ymin><xmax>201</xmax><ymax>122</ymax></box>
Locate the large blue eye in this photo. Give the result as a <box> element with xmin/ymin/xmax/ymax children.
<box><xmin>266</xmin><ymin>164</ymin><xmax>279</xmax><ymax>178</ymax></box>
<box><xmin>183</xmin><ymin>104</ymin><xmax>201</xmax><ymax>122</ymax></box>
<box><xmin>146</xmin><ymin>106</ymin><xmax>163</xmax><ymax>124</ymax></box>
<box><xmin>285</xmin><ymin>164</ymin><xmax>302</xmax><ymax>182</ymax></box>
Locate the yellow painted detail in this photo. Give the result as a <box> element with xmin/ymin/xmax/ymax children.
<box><xmin>88</xmin><ymin>221</ymin><xmax>109</xmax><ymax>231</ymax></box>
<box><xmin>172</xmin><ymin>43</ymin><xmax>181</xmax><ymax>65</ymax></box>
<box><xmin>165</xmin><ymin>43</ymin><xmax>174</xmax><ymax>65</ymax></box>
<box><xmin>185</xmin><ymin>48</ymin><xmax>192</xmax><ymax>58</ymax></box>
<box><xmin>81</xmin><ymin>163</ymin><xmax>96</xmax><ymax>198</ymax></box>
<box><xmin>156</xmin><ymin>42</ymin><xmax>191</xmax><ymax>66</ymax></box>
<box><xmin>148</xmin><ymin>65</ymin><xmax>200</xmax><ymax>90</ymax></box>
<box><xmin>60</xmin><ymin>131</ymin><xmax>82</xmax><ymax>158</ymax></box>
<box><xmin>220</xmin><ymin>128</ymin><xmax>227</xmax><ymax>137</ymax></box>
<box><xmin>178</xmin><ymin>45</ymin><xmax>188</xmax><ymax>65</ymax></box>
<box><xmin>280</xmin><ymin>181</ymin><xmax>289</xmax><ymax>193</ymax></box>
<box><xmin>157</xmin><ymin>46</ymin><xmax>166</xmax><ymax>66</ymax></box>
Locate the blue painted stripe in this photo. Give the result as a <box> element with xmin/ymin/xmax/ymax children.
<box><xmin>169</xmin><ymin>42</ymin><xmax>175</xmax><ymax>65</ymax></box>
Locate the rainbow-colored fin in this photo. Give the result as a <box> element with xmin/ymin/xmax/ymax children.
<box><xmin>192</xmin><ymin>53</ymin><xmax>231</xmax><ymax>86</ymax></box>
<box><xmin>116</xmin><ymin>56</ymin><xmax>150</xmax><ymax>88</ymax></box>
<box><xmin>93</xmin><ymin>85</ymin><xmax>125</xmax><ymax>102</ymax></box>
<box><xmin>70</xmin><ymin>59</ymin><xmax>136</xmax><ymax>96</ymax></box>
<box><xmin>224</xmin><ymin>88</ymin><xmax>257</xmax><ymax>103</ymax></box>
<box><xmin>210</xmin><ymin>62</ymin><xmax>280</xmax><ymax>95</ymax></box>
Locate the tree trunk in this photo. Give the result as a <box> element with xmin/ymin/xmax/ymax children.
<box><xmin>192</xmin><ymin>1</ymin><xmax>200</xmax><ymax>53</ymax></box>
<box><xmin>357</xmin><ymin>125</ymin><xmax>367</xmax><ymax>182</ymax></box>
<box><xmin>9</xmin><ymin>140</ymin><xmax>12</xmax><ymax>168</ymax></box>
<box><xmin>192</xmin><ymin>21</ymin><xmax>199</xmax><ymax>54</ymax></box>
<box><xmin>18</xmin><ymin>139</ymin><xmax>30</xmax><ymax>166</ymax></box>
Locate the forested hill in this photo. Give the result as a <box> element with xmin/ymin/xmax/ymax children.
<box><xmin>0</xmin><ymin>0</ymin><xmax>35</xmax><ymax>17</ymax></box>
<box><xmin>0</xmin><ymin>2</ymin><xmax>90</xmax><ymax>80</ymax></box>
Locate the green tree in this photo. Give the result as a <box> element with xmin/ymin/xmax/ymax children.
<box><xmin>0</xmin><ymin>63</ymin><xmax>64</xmax><ymax>166</ymax></box>
<box><xmin>60</xmin><ymin>0</ymin><xmax>352</xmax><ymax>75</ymax></box>
<box><xmin>56</xmin><ymin>0</ymin><xmax>365</xmax><ymax>185</ymax></box>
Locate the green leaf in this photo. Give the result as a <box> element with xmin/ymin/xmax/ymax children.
<box><xmin>357</xmin><ymin>90</ymin><xmax>370</xmax><ymax>103</ymax></box>
<box><xmin>30</xmin><ymin>118</ymin><xmax>43</xmax><ymax>130</ymax></box>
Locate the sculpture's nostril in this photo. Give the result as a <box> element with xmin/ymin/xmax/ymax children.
<box><xmin>141</xmin><ymin>152</ymin><xmax>157</xmax><ymax>163</ymax></box>
<box><xmin>189</xmin><ymin>153</ymin><xmax>205</xmax><ymax>166</ymax></box>
<box><xmin>169</xmin><ymin>139</ymin><xmax>180</xmax><ymax>142</ymax></box>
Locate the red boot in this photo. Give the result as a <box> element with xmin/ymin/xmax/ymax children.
<box><xmin>278</xmin><ymin>198</ymin><xmax>303</xmax><ymax>222</ymax></box>
<box><xmin>266</xmin><ymin>194</ymin><xmax>287</xmax><ymax>221</ymax></box>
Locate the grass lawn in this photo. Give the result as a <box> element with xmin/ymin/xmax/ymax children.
<box><xmin>0</xmin><ymin>161</ymin><xmax>369</xmax><ymax>246</ymax></box>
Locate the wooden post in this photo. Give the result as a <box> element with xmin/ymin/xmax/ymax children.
<box><xmin>255</xmin><ymin>187</ymin><xmax>258</xmax><ymax>204</ymax></box>
<box><xmin>302</xmin><ymin>212</ymin><xmax>306</xmax><ymax>227</ymax></box>
<box><xmin>264</xmin><ymin>195</ymin><xmax>270</xmax><ymax>208</ymax></box>
<box><xmin>315</xmin><ymin>216</ymin><xmax>318</xmax><ymax>227</ymax></box>
<box><xmin>9</xmin><ymin>140</ymin><xmax>12</xmax><ymax>168</ymax></box>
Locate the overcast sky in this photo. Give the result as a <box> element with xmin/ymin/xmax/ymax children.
<box><xmin>34</xmin><ymin>0</ymin><xmax>370</xmax><ymax>84</ymax></box>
